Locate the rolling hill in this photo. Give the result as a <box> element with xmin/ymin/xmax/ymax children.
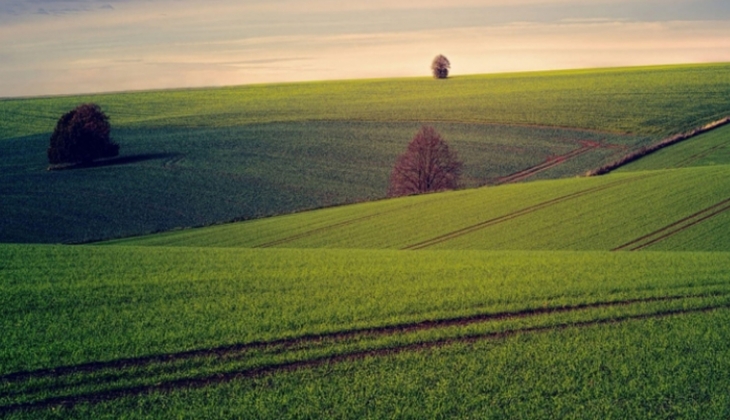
<box><xmin>3</xmin><ymin>64</ymin><xmax>730</xmax><ymax>418</ymax></box>
<box><xmin>3</xmin><ymin>63</ymin><xmax>730</xmax><ymax>244</ymax></box>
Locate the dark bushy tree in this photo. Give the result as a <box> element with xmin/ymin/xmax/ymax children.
<box><xmin>48</xmin><ymin>103</ymin><xmax>119</xmax><ymax>166</ymax></box>
<box><xmin>431</xmin><ymin>54</ymin><xmax>450</xmax><ymax>79</ymax></box>
<box><xmin>388</xmin><ymin>126</ymin><xmax>462</xmax><ymax>197</ymax></box>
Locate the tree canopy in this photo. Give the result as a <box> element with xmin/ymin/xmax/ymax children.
<box><xmin>48</xmin><ymin>103</ymin><xmax>119</xmax><ymax>166</ymax></box>
<box><xmin>431</xmin><ymin>55</ymin><xmax>450</xmax><ymax>79</ymax></box>
<box><xmin>388</xmin><ymin>126</ymin><xmax>462</xmax><ymax>197</ymax></box>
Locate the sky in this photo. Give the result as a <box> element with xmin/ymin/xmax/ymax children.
<box><xmin>1</xmin><ymin>0</ymin><xmax>730</xmax><ymax>97</ymax></box>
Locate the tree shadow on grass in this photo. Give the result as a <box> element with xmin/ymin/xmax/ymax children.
<box><xmin>48</xmin><ymin>153</ymin><xmax>181</xmax><ymax>171</ymax></box>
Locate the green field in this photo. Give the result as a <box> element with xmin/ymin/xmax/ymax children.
<box><xmin>2</xmin><ymin>245</ymin><xmax>730</xmax><ymax>418</ymax></box>
<box><xmin>109</xmin><ymin>164</ymin><xmax>730</xmax><ymax>252</ymax></box>
<box><xmin>618</xmin><ymin>123</ymin><xmax>730</xmax><ymax>172</ymax></box>
<box><xmin>0</xmin><ymin>122</ymin><xmax>632</xmax><ymax>244</ymax></box>
<box><xmin>4</xmin><ymin>63</ymin><xmax>730</xmax><ymax>140</ymax></box>
<box><xmin>4</xmin><ymin>64</ymin><xmax>730</xmax><ymax>418</ymax></box>
<box><xmin>3</xmin><ymin>63</ymin><xmax>730</xmax><ymax>244</ymax></box>
<box><xmin>43</xmin><ymin>311</ymin><xmax>730</xmax><ymax>419</ymax></box>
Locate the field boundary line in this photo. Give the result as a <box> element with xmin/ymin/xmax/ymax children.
<box><xmin>402</xmin><ymin>172</ymin><xmax>660</xmax><ymax>250</ymax></box>
<box><xmin>2</xmin><ymin>301</ymin><xmax>728</xmax><ymax>414</ymax></box>
<box><xmin>588</xmin><ymin>116</ymin><xmax>730</xmax><ymax>175</ymax></box>
<box><xmin>612</xmin><ymin>197</ymin><xmax>730</xmax><ymax>251</ymax></box>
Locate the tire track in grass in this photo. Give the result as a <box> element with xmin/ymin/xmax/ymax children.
<box><xmin>254</xmin><ymin>201</ymin><xmax>428</xmax><ymax>248</ymax></box>
<box><xmin>495</xmin><ymin>142</ymin><xmax>598</xmax><ymax>185</ymax></box>
<box><xmin>255</xmin><ymin>213</ymin><xmax>384</xmax><ymax>248</ymax></box>
<box><xmin>612</xmin><ymin>197</ymin><xmax>730</xmax><ymax>251</ymax></box>
<box><xmin>673</xmin><ymin>139</ymin><xmax>730</xmax><ymax>168</ymax></box>
<box><xmin>403</xmin><ymin>172</ymin><xmax>660</xmax><ymax>250</ymax></box>
<box><xmin>259</xmin><ymin>140</ymin><xmax>624</xmax><ymax>249</ymax></box>
<box><xmin>2</xmin><ymin>290</ymin><xmax>729</xmax><ymax>413</ymax></box>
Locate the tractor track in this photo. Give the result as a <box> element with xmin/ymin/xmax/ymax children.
<box><xmin>495</xmin><ymin>143</ymin><xmax>598</xmax><ymax>185</ymax></box>
<box><xmin>255</xmin><ymin>214</ymin><xmax>383</xmax><ymax>248</ymax></box>
<box><xmin>674</xmin><ymin>139</ymin><xmax>730</xmax><ymax>168</ymax></box>
<box><xmin>2</xmin><ymin>291</ymin><xmax>728</xmax><ymax>414</ymax></box>
<box><xmin>258</xmin><ymin>140</ymin><xmax>622</xmax><ymax>249</ymax></box>
<box><xmin>403</xmin><ymin>172</ymin><xmax>660</xmax><ymax>250</ymax></box>
<box><xmin>255</xmin><ymin>201</ymin><xmax>426</xmax><ymax>248</ymax></box>
<box><xmin>612</xmin><ymin>197</ymin><xmax>730</xmax><ymax>251</ymax></box>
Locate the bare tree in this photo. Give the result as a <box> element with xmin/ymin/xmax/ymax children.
<box><xmin>388</xmin><ymin>126</ymin><xmax>462</xmax><ymax>197</ymax></box>
<box><xmin>431</xmin><ymin>54</ymin><xmax>450</xmax><ymax>79</ymax></box>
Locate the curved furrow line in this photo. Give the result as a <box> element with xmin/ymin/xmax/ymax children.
<box><xmin>495</xmin><ymin>143</ymin><xmax>599</xmax><ymax>185</ymax></box>
<box><xmin>2</xmin><ymin>302</ymin><xmax>728</xmax><ymax>415</ymax></box>
<box><xmin>1</xmin><ymin>289</ymin><xmax>722</xmax><ymax>384</ymax></box>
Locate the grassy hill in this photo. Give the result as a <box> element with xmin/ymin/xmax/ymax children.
<box><xmin>110</xmin><ymin>164</ymin><xmax>730</xmax><ymax>252</ymax></box>
<box><xmin>4</xmin><ymin>113</ymin><xmax>730</xmax><ymax>419</ymax></box>
<box><xmin>3</xmin><ymin>63</ymin><xmax>730</xmax><ymax>244</ymax></box>
<box><xmin>3</xmin><ymin>63</ymin><xmax>730</xmax><ymax>140</ymax></box>
<box><xmin>618</xmin><ymin>123</ymin><xmax>730</xmax><ymax>172</ymax></box>
<box><xmin>3</xmin><ymin>64</ymin><xmax>730</xmax><ymax>418</ymax></box>
<box><xmin>2</xmin><ymin>244</ymin><xmax>730</xmax><ymax>418</ymax></box>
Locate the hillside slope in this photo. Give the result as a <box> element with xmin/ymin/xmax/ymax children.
<box><xmin>2</xmin><ymin>63</ymin><xmax>729</xmax><ymax>244</ymax></box>
<box><xmin>2</xmin><ymin>244</ymin><xmax>730</xmax><ymax>417</ymax></box>
<box><xmin>110</xmin><ymin>165</ymin><xmax>730</xmax><ymax>251</ymax></box>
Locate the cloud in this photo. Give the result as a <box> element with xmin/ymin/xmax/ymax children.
<box><xmin>4</xmin><ymin>18</ymin><xmax>730</xmax><ymax>97</ymax></box>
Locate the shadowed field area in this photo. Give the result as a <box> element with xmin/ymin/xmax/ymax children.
<box><xmin>3</xmin><ymin>64</ymin><xmax>730</xmax><ymax>418</ymax></box>
<box><xmin>3</xmin><ymin>63</ymin><xmax>730</xmax><ymax>243</ymax></box>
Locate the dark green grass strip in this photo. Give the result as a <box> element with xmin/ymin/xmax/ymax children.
<box><xmin>403</xmin><ymin>172</ymin><xmax>659</xmax><ymax>250</ymax></box>
<box><xmin>0</xmin><ymin>291</ymin><xmax>730</xmax><ymax>414</ymax></box>
<box><xmin>613</xmin><ymin>197</ymin><xmax>730</xmax><ymax>251</ymax></box>
<box><xmin>2</xmin><ymin>299</ymin><xmax>727</xmax><ymax>415</ymax></box>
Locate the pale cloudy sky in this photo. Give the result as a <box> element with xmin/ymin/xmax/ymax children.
<box><xmin>1</xmin><ymin>0</ymin><xmax>730</xmax><ymax>97</ymax></box>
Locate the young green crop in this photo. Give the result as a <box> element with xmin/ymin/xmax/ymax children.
<box><xmin>4</xmin><ymin>63</ymin><xmax>730</xmax><ymax>244</ymax></box>
<box><xmin>0</xmin><ymin>122</ymin><xmax>632</xmax><ymax>244</ymax></box>
<box><xmin>112</xmin><ymin>165</ymin><xmax>730</xmax><ymax>251</ymax></box>
<box><xmin>618</xmin><ymin>123</ymin><xmax>730</xmax><ymax>172</ymax></box>
<box><xmin>3</xmin><ymin>244</ymin><xmax>730</xmax><ymax>377</ymax></box>
<box><xmin>34</xmin><ymin>309</ymin><xmax>728</xmax><ymax>420</ymax></box>
<box><xmin>2</xmin><ymin>63</ymin><xmax>730</xmax><ymax>141</ymax></box>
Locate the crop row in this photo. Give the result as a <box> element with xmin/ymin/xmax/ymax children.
<box><xmin>618</xmin><ymin>123</ymin><xmax>730</xmax><ymax>172</ymax></box>
<box><xmin>40</xmin><ymin>308</ymin><xmax>726</xmax><ymax>420</ymax></box>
